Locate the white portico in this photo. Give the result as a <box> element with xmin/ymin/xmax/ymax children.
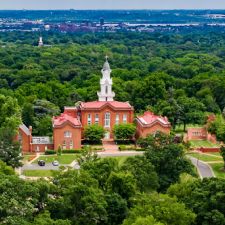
<box><xmin>97</xmin><ymin>57</ymin><xmax>115</xmax><ymax>102</ymax></box>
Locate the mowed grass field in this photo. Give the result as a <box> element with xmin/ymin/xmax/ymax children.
<box><xmin>187</xmin><ymin>152</ymin><xmax>223</xmax><ymax>162</ymax></box>
<box><xmin>189</xmin><ymin>140</ymin><xmax>220</xmax><ymax>148</ymax></box>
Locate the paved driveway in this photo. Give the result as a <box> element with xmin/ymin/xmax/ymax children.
<box><xmin>188</xmin><ymin>156</ymin><xmax>215</xmax><ymax>178</ymax></box>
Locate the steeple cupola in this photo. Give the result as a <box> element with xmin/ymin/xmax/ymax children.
<box><xmin>97</xmin><ymin>56</ymin><xmax>115</xmax><ymax>102</ymax></box>
<box><xmin>38</xmin><ymin>36</ymin><xmax>43</xmax><ymax>47</ymax></box>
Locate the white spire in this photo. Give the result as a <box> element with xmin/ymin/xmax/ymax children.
<box><xmin>38</xmin><ymin>36</ymin><xmax>43</xmax><ymax>47</ymax></box>
<box><xmin>97</xmin><ymin>56</ymin><xmax>115</xmax><ymax>102</ymax></box>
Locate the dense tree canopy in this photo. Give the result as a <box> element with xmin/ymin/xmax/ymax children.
<box><xmin>0</xmin><ymin>32</ymin><xmax>225</xmax><ymax>134</ymax></box>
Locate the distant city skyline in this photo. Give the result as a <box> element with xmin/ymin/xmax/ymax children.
<box><xmin>1</xmin><ymin>0</ymin><xmax>225</xmax><ymax>10</ymax></box>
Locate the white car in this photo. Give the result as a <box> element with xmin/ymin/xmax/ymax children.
<box><xmin>52</xmin><ymin>160</ymin><xmax>59</xmax><ymax>166</ymax></box>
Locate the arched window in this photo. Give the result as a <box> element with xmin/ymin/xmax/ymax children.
<box><xmin>64</xmin><ymin>131</ymin><xmax>72</xmax><ymax>138</ymax></box>
<box><xmin>104</xmin><ymin>112</ymin><xmax>110</xmax><ymax>128</ymax></box>
<box><xmin>105</xmin><ymin>86</ymin><xmax>108</xmax><ymax>94</ymax></box>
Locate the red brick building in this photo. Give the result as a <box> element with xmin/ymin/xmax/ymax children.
<box><xmin>136</xmin><ymin>111</ymin><xmax>171</xmax><ymax>138</ymax></box>
<box><xmin>18</xmin><ymin>58</ymin><xmax>171</xmax><ymax>153</ymax></box>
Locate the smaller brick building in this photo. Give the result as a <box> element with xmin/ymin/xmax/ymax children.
<box><xmin>17</xmin><ymin>124</ymin><xmax>54</xmax><ymax>153</ymax></box>
<box><xmin>136</xmin><ymin>111</ymin><xmax>171</xmax><ymax>138</ymax></box>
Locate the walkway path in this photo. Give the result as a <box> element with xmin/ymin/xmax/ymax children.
<box><xmin>188</xmin><ymin>156</ymin><xmax>215</xmax><ymax>179</ymax></box>
<box><xmin>102</xmin><ymin>140</ymin><xmax>119</xmax><ymax>152</ymax></box>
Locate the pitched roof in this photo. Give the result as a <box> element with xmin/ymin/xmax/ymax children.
<box><xmin>137</xmin><ymin>111</ymin><xmax>170</xmax><ymax>127</ymax></box>
<box><xmin>19</xmin><ymin>124</ymin><xmax>31</xmax><ymax>135</ymax></box>
<box><xmin>80</xmin><ymin>101</ymin><xmax>133</xmax><ymax>110</ymax></box>
<box><xmin>53</xmin><ymin>113</ymin><xmax>81</xmax><ymax>127</ymax></box>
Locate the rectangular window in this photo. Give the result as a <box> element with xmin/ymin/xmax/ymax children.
<box><xmin>95</xmin><ymin>114</ymin><xmax>99</xmax><ymax>124</ymax></box>
<box><xmin>123</xmin><ymin>114</ymin><xmax>127</xmax><ymax>124</ymax></box>
<box><xmin>70</xmin><ymin>140</ymin><xmax>73</xmax><ymax>149</ymax></box>
<box><xmin>63</xmin><ymin>140</ymin><xmax>66</xmax><ymax>150</ymax></box>
<box><xmin>87</xmin><ymin>114</ymin><xmax>92</xmax><ymax>125</ymax></box>
<box><xmin>104</xmin><ymin>112</ymin><xmax>110</xmax><ymax>128</ymax></box>
<box><xmin>115</xmin><ymin>114</ymin><xmax>119</xmax><ymax>125</ymax></box>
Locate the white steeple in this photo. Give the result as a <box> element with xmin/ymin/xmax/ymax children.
<box><xmin>97</xmin><ymin>56</ymin><xmax>115</xmax><ymax>102</ymax></box>
<box><xmin>38</xmin><ymin>36</ymin><xmax>43</xmax><ymax>47</ymax></box>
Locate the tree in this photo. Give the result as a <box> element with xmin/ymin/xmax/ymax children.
<box><xmin>106</xmin><ymin>171</ymin><xmax>136</xmax><ymax>200</ymax></box>
<box><xmin>0</xmin><ymin>174</ymin><xmax>40</xmax><ymax>224</ymax></box>
<box><xmin>122</xmin><ymin>193</ymin><xmax>196</xmax><ymax>225</ymax></box>
<box><xmin>0</xmin><ymin>128</ymin><xmax>22</xmax><ymax>168</ymax></box>
<box><xmin>121</xmin><ymin>156</ymin><xmax>159</xmax><ymax>192</ymax></box>
<box><xmin>168</xmin><ymin>178</ymin><xmax>225</xmax><ymax>225</ymax></box>
<box><xmin>104</xmin><ymin>193</ymin><xmax>128</xmax><ymax>225</ymax></box>
<box><xmin>84</xmin><ymin>125</ymin><xmax>105</xmax><ymax>143</ymax></box>
<box><xmin>81</xmin><ymin>157</ymin><xmax>118</xmax><ymax>190</ymax></box>
<box><xmin>177</xmin><ymin>96</ymin><xmax>206</xmax><ymax>131</ymax></box>
<box><xmin>208</xmin><ymin>116</ymin><xmax>225</xmax><ymax>142</ymax></box>
<box><xmin>32</xmin><ymin>211</ymin><xmax>71</xmax><ymax>225</ymax></box>
<box><xmin>142</xmin><ymin>133</ymin><xmax>194</xmax><ymax>191</ymax></box>
<box><xmin>48</xmin><ymin>170</ymin><xmax>108</xmax><ymax>225</ymax></box>
<box><xmin>113</xmin><ymin>124</ymin><xmax>136</xmax><ymax>140</ymax></box>
<box><xmin>0</xmin><ymin>94</ymin><xmax>21</xmax><ymax>135</ymax></box>
<box><xmin>131</xmin><ymin>216</ymin><xmax>164</xmax><ymax>225</ymax></box>
<box><xmin>220</xmin><ymin>146</ymin><xmax>225</xmax><ymax>170</ymax></box>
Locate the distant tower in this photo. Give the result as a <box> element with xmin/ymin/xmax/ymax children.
<box><xmin>38</xmin><ymin>36</ymin><xmax>43</xmax><ymax>47</ymax></box>
<box><xmin>100</xmin><ymin>17</ymin><xmax>104</xmax><ymax>26</ymax></box>
<box><xmin>97</xmin><ymin>56</ymin><xmax>115</xmax><ymax>102</ymax></box>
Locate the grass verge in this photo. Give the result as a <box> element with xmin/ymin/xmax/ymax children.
<box><xmin>210</xmin><ymin>163</ymin><xmax>225</xmax><ymax>179</ymax></box>
<box><xmin>187</xmin><ymin>152</ymin><xmax>222</xmax><ymax>162</ymax></box>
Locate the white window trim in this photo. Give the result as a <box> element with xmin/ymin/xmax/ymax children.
<box><xmin>116</xmin><ymin>114</ymin><xmax>120</xmax><ymax>125</ymax></box>
<box><xmin>95</xmin><ymin>114</ymin><xmax>99</xmax><ymax>124</ymax></box>
<box><xmin>64</xmin><ymin>131</ymin><xmax>72</xmax><ymax>138</ymax></box>
<box><xmin>87</xmin><ymin>114</ymin><xmax>92</xmax><ymax>125</ymax></box>
<box><xmin>123</xmin><ymin>114</ymin><xmax>127</xmax><ymax>124</ymax></box>
<box><xmin>104</xmin><ymin>112</ymin><xmax>110</xmax><ymax>128</ymax></box>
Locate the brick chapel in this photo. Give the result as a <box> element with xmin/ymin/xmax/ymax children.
<box><xmin>18</xmin><ymin>58</ymin><xmax>171</xmax><ymax>153</ymax></box>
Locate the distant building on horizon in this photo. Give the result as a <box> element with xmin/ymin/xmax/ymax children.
<box><xmin>38</xmin><ymin>36</ymin><xmax>43</xmax><ymax>47</ymax></box>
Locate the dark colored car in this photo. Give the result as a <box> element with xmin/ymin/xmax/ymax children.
<box><xmin>38</xmin><ymin>160</ymin><xmax>45</xmax><ymax>166</ymax></box>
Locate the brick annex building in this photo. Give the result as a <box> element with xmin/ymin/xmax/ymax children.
<box><xmin>18</xmin><ymin>58</ymin><xmax>171</xmax><ymax>153</ymax></box>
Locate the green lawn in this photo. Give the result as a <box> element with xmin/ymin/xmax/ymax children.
<box><xmin>189</xmin><ymin>140</ymin><xmax>220</xmax><ymax>148</ymax></box>
<box><xmin>23</xmin><ymin>170</ymin><xmax>54</xmax><ymax>177</ymax></box>
<box><xmin>208</xmin><ymin>152</ymin><xmax>221</xmax><ymax>156</ymax></box>
<box><xmin>33</xmin><ymin>154</ymin><xmax>79</xmax><ymax>164</ymax></box>
<box><xmin>210</xmin><ymin>163</ymin><xmax>225</xmax><ymax>179</ymax></box>
<box><xmin>187</xmin><ymin>152</ymin><xmax>222</xmax><ymax>162</ymax></box>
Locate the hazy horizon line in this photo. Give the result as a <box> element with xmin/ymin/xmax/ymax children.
<box><xmin>0</xmin><ymin>8</ymin><xmax>225</xmax><ymax>11</ymax></box>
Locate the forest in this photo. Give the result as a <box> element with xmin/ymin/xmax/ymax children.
<box><xmin>0</xmin><ymin>28</ymin><xmax>225</xmax><ymax>224</ymax></box>
<box><xmin>0</xmin><ymin>31</ymin><xmax>225</xmax><ymax>135</ymax></box>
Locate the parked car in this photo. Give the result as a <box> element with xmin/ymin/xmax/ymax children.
<box><xmin>38</xmin><ymin>160</ymin><xmax>45</xmax><ymax>166</ymax></box>
<box><xmin>52</xmin><ymin>160</ymin><xmax>59</xmax><ymax>166</ymax></box>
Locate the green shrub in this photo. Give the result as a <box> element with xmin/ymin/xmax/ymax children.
<box><xmin>62</xmin><ymin>149</ymin><xmax>83</xmax><ymax>154</ymax></box>
<box><xmin>45</xmin><ymin>150</ymin><xmax>56</xmax><ymax>155</ymax></box>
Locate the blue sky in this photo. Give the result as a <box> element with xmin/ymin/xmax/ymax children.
<box><xmin>1</xmin><ymin>0</ymin><xmax>225</xmax><ymax>10</ymax></box>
